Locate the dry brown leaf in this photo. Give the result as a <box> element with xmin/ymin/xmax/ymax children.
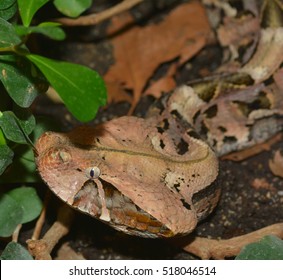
<box><xmin>241</xmin><ymin>28</ymin><xmax>283</xmax><ymax>82</ymax></box>
<box><xmin>144</xmin><ymin>75</ymin><xmax>176</xmax><ymax>98</ymax></box>
<box><xmin>144</xmin><ymin>63</ymin><xmax>177</xmax><ymax>98</ymax></box>
<box><xmin>106</xmin><ymin>81</ymin><xmax>132</xmax><ymax>103</ymax></box>
<box><xmin>269</xmin><ymin>150</ymin><xmax>283</xmax><ymax>178</ymax></box>
<box><xmin>217</xmin><ymin>14</ymin><xmax>260</xmax><ymax>48</ymax></box>
<box><xmin>104</xmin><ymin>1</ymin><xmax>211</xmax><ymax>112</ymax></box>
<box><xmin>217</xmin><ymin>13</ymin><xmax>260</xmax><ymax>61</ymax></box>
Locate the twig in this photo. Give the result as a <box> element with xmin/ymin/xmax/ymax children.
<box><xmin>27</xmin><ymin>204</ymin><xmax>74</xmax><ymax>260</ymax></box>
<box><xmin>221</xmin><ymin>133</ymin><xmax>283</xmax><ymax>161</ymax></box>
<box><xmin>180</xmin><ymin>223</ymin><xmax>283</xmax><ymax>259</ymax></box>
<box><xmin>55</xmin><ymin>0</ymin><xmax>143</xmax><ymax>26</ymax></box>
<box><xmin>31</xmin><ymin>190</ymin><xmax>51</xmax><ymax>240</ymax></box>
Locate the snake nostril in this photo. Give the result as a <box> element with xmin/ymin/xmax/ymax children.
<box><xmin>44</xmin><ymin>148</ymin><xmax>72</xmax><ymax>165</ymax></box>
<box><xmin>58</xmin><ymin>150</ymin><xmax>72</xmax><ymax>162</ymax></box>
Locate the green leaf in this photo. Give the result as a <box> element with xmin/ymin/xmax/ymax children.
<box><xmin>0</xmin><ymin>192</ymin><xmax>23</xmax><ymax>237</ymax></box>
<box><xmin>0</xmin><ymin>0</ymin><xmax>17</xmax><ymax>20</ymax></box>
<box><xmin>0</xmin><ymin>0</ymin><xmax>16</xmax><ymax>9</ymax></box>
<box><xmin>14</xmin><ymin>106</ymin><xmax>36</xmax><ymax>135</ymax></box>
<box><xmin>15</xmin><ymin>22</ymin><xmax>66</xmax><ymax>41</ymax></box>
<box><xmin>0</xmin><ymin>128</ymin><xmax>6</xmax><ymax>145</ymax></box>
<box><xmin>0</xmin><ymin>55</ymin><xmax>48</xmax><ymax>107</ymax></box>
<box><xmin>0</xmin><ymin>242</ymin><xmax>33</xmax><ymax>260</ymax></box>
<box><xmin>54</xmin><ymin>0</ymin><xmax>92</xmax><ymax>18</ymax></box>
<box><xmin>0</xmin><ymin>110</ymin><xmax>35</xmax><ymax>144</ymax></box>
<box><xmin>8</xmin><ymin>187</ymin><xmax>42</xmax><ymax>223</ymax></box>
<box><xmin>17</xmin><ymin>0</ymin><xmax>50</xmax><ymax>27</ymax></box>
<box><xmin>0</xmin><ymin>144</ymin><xmax>14</xmax><ymax>175</ymax></box>
<box><xmin>27</xmin><ymin>54</ymin><xmax>107</xmax><ymax>122</ymax></box>
<box><xmin>236</xmin><ymin>235</ymin><xmax>283</xmax><ymax>260</ymax></box>
<box><xmin>0</xmin><ymin>187</ymin><xmax>42</xmax><ymax>237</ymax></box>
<box><xmin>0</xmin><ymin>144</ymin><xmax>37</xmax><ymax>182</ymax></box>
<box><xmin>0</xmin><ymin>17</ymin><xmax>21</xmax><ymax>48</ymax></box>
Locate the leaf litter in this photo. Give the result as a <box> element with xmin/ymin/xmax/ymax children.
<box><xmin>104</xmin><ymin>1</ymin><xmax>212</xmax><ymax>112</ymax></box>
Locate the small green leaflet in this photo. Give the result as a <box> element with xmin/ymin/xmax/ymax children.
<box><xmin>17</xmin><ymin>0</ymin><xmax>49</xmax><ymax>27</ymax></box>
<box><xmin>0</xmin><ymin>54</ymin><xmax>48</xmax><ymax>107</ymax></box>
<box><xmin>0</xmin><ymin>145</ymin><xmax>14</xmax><ymax>175</ymax></box>
<box><xmin>8</xmin><ymin>187</ymin><xmax>42</xmax><ymax>224</ymax></box>
<box><xmin>15</xmin><ymin>22</ymin><xmax>66</xmax><ymax>41</ymax></box>
<box><xmin>0</xmin><ymin>0</ymin><xmax>17</xmax><ymax>20</ymax></box>
<box><xmin>0</xmin><ymin>242</ymin><xmax>33</xmax><ymax>260</ymax></box>
<box><xmin>54</xmin><ymin>0</ymin><xmax>92</xmax><ymax>18</ymax></box>
<box><xmin>0</xmin><ymin>110</ymin><xmax>35</xmax><ymax>144</ymax></box>
<box><xmin>0</xmin><ymin>17</ymin><xmax>21</xmax><ymax>48</ymax></box>
<box><xmin>0</xmin><ymin>187</ymin><xmax>42</xmax><ymax>237</ymax></box>
<box><xmin>0</xmin><ymin>0</ymin><xmax>16</xmax><ymax>9</ymax></box>
<box><xmin>0</xmin><ymin>193</ymin><xmax>23</xmax><ymax>237</ymax></box>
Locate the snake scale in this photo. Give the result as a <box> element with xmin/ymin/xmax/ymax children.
<box><xmin>35</xmin><ymin>0</ymin><xmax>283</xmax><ymax>238</ymax></box>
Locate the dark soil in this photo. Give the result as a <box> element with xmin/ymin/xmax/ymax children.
<box><xmin>5</xmin><ymin>0</ymin><xmax>283</xmax><ymax>259</ymax></box>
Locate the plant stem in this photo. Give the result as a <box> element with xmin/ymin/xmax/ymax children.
<box><xmin>54</xmin><ymin>0</ymin><xmax>143</xmax><ymax>26</ymax></box>
<box><xmin>0</xmin><ymin>46</ymin><xmax>16</xmax><ymax>53</ymax></box>
<box><xmin>0</xmin><ymin>44</ymin><xmax>29</xmax><ymax>56</ymax></box>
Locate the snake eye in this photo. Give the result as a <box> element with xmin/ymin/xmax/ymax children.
<box><xmin>85</xmin><ymin>166</ymin><xmax>101</xmax><ymax>179</ymax></box>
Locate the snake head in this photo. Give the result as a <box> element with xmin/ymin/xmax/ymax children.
<box><xmin>35</xmin><ymin>116</ymin><xmax>219</xmax><ymax>238</ymax></box>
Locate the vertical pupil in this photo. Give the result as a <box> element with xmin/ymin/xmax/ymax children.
<box><xmin>90</xmin><ymin>168</ymin><xmax>95</xmax><ymax>178</ymax></box>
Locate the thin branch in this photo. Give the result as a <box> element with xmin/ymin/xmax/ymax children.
<box><xmin>55</xmin><ymin>0</ymin><xmax>143</xmax><ymax>26</ymax></box>
<box><xmin>27</xmin><ymin>204</ymin><xmax>74</xmax><ymax>260</ymax></box>
<box><xmin>31</xmin><ymin>190</ymin><xmax>51</xmax><ymax>240</ymax></box>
